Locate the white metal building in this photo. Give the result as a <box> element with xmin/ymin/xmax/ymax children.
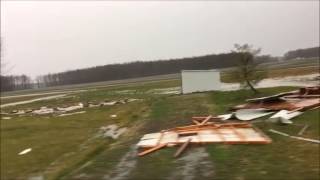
<box><xmin>181</xmin><ymin>70</ymin><xmax>221</xmax><ymax>94</ymax></box>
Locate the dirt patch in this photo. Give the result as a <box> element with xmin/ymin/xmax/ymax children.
<box><xmin>168</xmin><ymin>147</ymin><xmax>214</xmax><ymax>180</ymax></box>
<box><xmin>103</xmin><ymin>145</ymin><xmax>138</xmax><ymax>180</ymax></box>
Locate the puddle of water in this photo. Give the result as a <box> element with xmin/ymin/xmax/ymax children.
<box><xmin>220</xmin><ymin>74</ymin><xmax>319</xmax><ymax>91</ymax></box>
<box><xmin>168</xmin><ymin>147</ymin><xmax>214</xmax><ymax>180</ymax></box>
<box><xmin>103</xmin><ymin>145</ymin><xmax>138</xmax><ymax>180</ymax></box>
<box><xmin>147</xmin><ymin>87</ymin><xmax>181</xmax><ymax>94</ymax></box>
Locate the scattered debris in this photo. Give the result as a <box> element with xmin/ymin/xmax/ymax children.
<box><xmin>297</xmin><ymin>124</ymin><xmax>309</xmax><ymax>136</ymax></box>
<box><xmin>100</xmin><ymin>101</ymin><xmax>118</xmax><ymax>106</ymax></box>
<box><xmin>58</xmin><ymin>111</ymin><xmax>86</xmax><ymax>117</ymax></box>
<box><xmin>32</xmin><ymin>107</ymin><xmax>55</xmax><ymax>115</ymax></box>
<box><xmin>57</xmin><ymin>103</ymin><xmax>84</xmax><ymax>112</ymax></box>
<box><xmin>2</xmin><ymin>98</ymin><xmax>142</xmax><ymax>116</ymax></box>
<box><xmin>137</xmin><ymin>116</ymin><xmax>271</xmax><ymax>157</ymax></box>
<box><xmin>1</xmin><ymin>117</ymin><xmax>12</xmax><ymax>120</ymax></box>
<box><xmin>99</xmin><ymin>125</ymin><xmax>127</xmax><ymax>139</ymax></box>
<box><xmin>233</xmin><ymin>86</ymin><xmax>320</xmax><ymax>111</ymax></box>
<box><xmin>231</xmin><ymin>86</ymin><xmax>320</xmax><ymax>124</ymax></box>
<box><xmin>269</xmin><ymin>110</ymin><xmax>303</xmax><ymax>124</ymax></box>
<box><xmin>269</xmin><ymin>129</ymin><xmax>320</xmax><ymax>144</ymax></box>
<box><xmin>18</xmin><ymin>148</ymin><xmax>32</xmax><ymax>155</ymax></box>
<box><xmin>218</xmin><ymin>109</ymin><xmax>274</xmax><ymax>121</ymax></box>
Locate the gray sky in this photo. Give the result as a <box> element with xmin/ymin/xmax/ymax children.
<box><xmin>1</xmin><ymin>1</ymin><xmax>319</xmax><ymax>78</ymax></box>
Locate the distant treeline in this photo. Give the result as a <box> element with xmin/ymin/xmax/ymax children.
<box><xmin>0</xmin><ymin>75</ymin><xmax>33</xmax><ymax>92</ymax></box>
<box><xmin>35</xmin><ymin>53</ymin><xmax>276</xmax><ymax>87</ymax></box>
<box><xmin>284</xmin><ymin>47</ymin><xmax>319</xmax><ymax>60</ymax></box>
<box><xmin>1</xmin><ymin>46</ymin><xmax>319</xmax><ymax>92</ymax></box>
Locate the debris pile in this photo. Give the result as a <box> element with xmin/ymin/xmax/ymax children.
<box><xmin>231</xmin><ymin>86</ymin><xmax>320</xmax><ymax>124</ymax></box>
<box><xmin>137</xmin><ymin>117</ymin><xmax>271</xmax><ymax>157</ymax></box>
<box><xmin>1</xmin><ymin>98</ymin><xmax>142</xmax><ymax>116</ymax></box>
<box><xmin>137</xmin><ymin>86</ymin><xmax>320</xmax><ymax>157</ymax></box>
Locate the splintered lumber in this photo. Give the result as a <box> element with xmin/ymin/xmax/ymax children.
<box><xmin>174</xmin><ymin>138</ymin><xmax>191</xmax><ymax>158</ymax></box>
<box><xmin>297</xmin><ymin>124</ymin><xmax>309</xmax><ymax>136</ymax></box>
<box><xmin>200</xmin><ymin>115</ymin><xmax>213</xmax><ymax>125</ymax></box>
<box><xmin>138</xmin><ymin>143</ymin><xmax>168</xmax><ymax>156</ymax></box>
<box><xmin>269</xmin><ymin>129</ymin><xmax>320</xmax><ymax>144</ymax></box>
<box><xmin>193</xmin><ymin>120</ymin><xmax>201</xmax><ymax>125</ymax></box>
<box><xmin>167</xmin><ymin>123</ymin><xmax>251</xmax><ymax>133</ymax></box>
<box><xmin>310</xmin><ymin>106</ymin><xmax>320</xmax><ymax>110</ymax></box>
<box><xmin>192</xmin><ymin>116</ymin><xmax>222</xmax><ymax>122</ymax></box>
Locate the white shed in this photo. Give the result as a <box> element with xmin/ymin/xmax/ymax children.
<box><xmin>181</xmin><ymin>70</ymin><xmax>222</xmax><ymax>94</ymax></box>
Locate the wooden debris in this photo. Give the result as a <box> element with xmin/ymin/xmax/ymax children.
<box><xmin>137</xmin><ymin>121</ymin><xmax>271</xmax><ymax>155</ymax></box>
<box><xmin>297</xmin><ymin>124</ymin><xmax>309</xmax><ymax>136</ymax></box>
<box><xmin>200</xmin><ymin>115</ymin><xmax>213</xmax><ymax>125</ymax></box>
<box><xmin>138</xmin><ymin>143</ymin><xmax>168</xmax><ymax>156</ymax></box>
<box><xmin>174</xmin><ymin>138</ymin><xmax>191</xmax><ymax>158</ymax></box>
<box><xmin>269</xmin><ymin>129</ymin><xmax>320</xmax><ymax>144</ymax></box>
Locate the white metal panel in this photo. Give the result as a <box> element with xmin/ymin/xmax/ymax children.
<box><xmin>181</xmin><ymin>70</ymin><xmax>221</xmax><ymax>94</ymax></box>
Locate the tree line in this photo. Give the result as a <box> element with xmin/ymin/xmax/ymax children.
<box><xmin>284</xmin><ymin>47</ymin><xmax>319</xmax><ymax>60</ymax></box>
<box><xmin>1</xmin><ymin>46</ymin><xmax>318</xmax><ymax>92</ymax></box>
<box><xmin>1</xmin><ymin>75</ymin><xmax>33</xmax><ymax>92</ymax></box>
<box><xmin>34</xmin><ymin>53</ymin><xmax>277</xmax><ymax>88</ymax></box>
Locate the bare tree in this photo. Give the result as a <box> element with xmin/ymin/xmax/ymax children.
<box><xmin>0</xmin><ymin>37</ymin><xmax>14</xmax><ymax>76</ymax></box>
<box><xmin>231</xmin><ymin>44</ymin><xmax>266</xmax><ymax>93</ymax></box>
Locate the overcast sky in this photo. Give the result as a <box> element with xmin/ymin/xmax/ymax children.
<box><xmin>1</xmin><ymin>1</ymin><xmax>319</xmax><ymax>78</ymax></box>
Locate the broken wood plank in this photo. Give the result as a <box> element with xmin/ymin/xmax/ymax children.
<box><xmin>230</xmin><ymin>126</ymin><xmax>247</xmax><ymax>142</ymax></box>
<box><xmin>200</xmin><ymin>115</ymin><xmax>213</xmax><ymax>125</ymax></box>
<box><xmin>269</xmin><ymin>129</ymin><xmax>320</xmax><ymax>144</ymax></box>
<box><xmin>297</xmin><ymin>124</ymin><xmax>309</xmax><ymax>136</ymax></box>
<box><xmin>138</xmin><ymin>143</ymin><xmax>168</xmax><ymax>156</ymax></box>
<box><xmin>288</xmin><ymin>107</ymin><xmax>304</xmax><ymax>114</ymax></box>
<box><xmin>174</xmin><ymin>138</ymin><xmax>191</xmax><ymax>158</ymax></box>
<box><xmin>192</xmin><ymin>120</ymin><xmax>201</xmax><ymax>125</ymax></box>
<box><xmin>310</xmin><ymin>106</ymin><xmax>320</xmax><ymax>110</ymax></box>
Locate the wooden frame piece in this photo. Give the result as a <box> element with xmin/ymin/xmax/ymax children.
<box><xmin>174</xmin><ymin>138</ymin><xmax>191</xmax><ymax>158</ymax></box>
<box><xmin>138</xmin><ymin>143</ymin><xmax>168</xmax><ymax>156</ymax></box>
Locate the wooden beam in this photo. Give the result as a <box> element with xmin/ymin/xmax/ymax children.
<box><xmin>174</xmin><ymin>138</ymin><xmax>191</xmax><ymax>158</ymax></box>
<box><xmin>138</xmin><ymin>143</ymin><xmax>168</xmax><ymax>157</ymax></box>
<box><xmin>297</xmin><ymin>124</ymin><xmax>309</xmax><ymax>136</ymax></box>
<box><xmin>200</xmin><ymin>115</ymin><xmax>213</xmax><ymax>125</ymax></box>
<box><xmin>192</xmin><ymin>120</ymin><xmax>201</xmax><ymax>125</ymax></box>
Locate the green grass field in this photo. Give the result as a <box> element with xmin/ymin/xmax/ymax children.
<box><xmin>1</xmin><ymin>79</ymin><xmax>319</xmax><ymax>180</ymax></box>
